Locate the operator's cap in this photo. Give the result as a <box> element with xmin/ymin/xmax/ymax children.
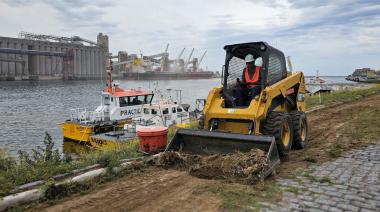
<box><xmin>245</xmin><ymin>54</ymin><xmax>254</xmax><ymax>63</ymax></box>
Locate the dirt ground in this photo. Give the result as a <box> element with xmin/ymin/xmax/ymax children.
<box><xmin>279</xmin><ymin>92</ymin><xmax>380</xmax><ymax>176</ymax></box>
<box><xmin>33</xmin><ymin>93</ymin><xmax>380</xmax><ymax>212</ymax></box>
<box><xmin>35</xmin><ymin>168</ymin><xmax>221</xmax><ymax>212</ymax></box>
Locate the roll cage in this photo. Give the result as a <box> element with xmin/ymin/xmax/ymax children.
<box><xmin>222</xmin><ymin>42</ymin><xmax>287</xmax><ymax>90</ymax></box>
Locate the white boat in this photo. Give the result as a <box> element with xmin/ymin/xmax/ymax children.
<box><xmin>133</xmin><ymin>88</ymin><xmax>191</xmax><ymax>130</ymax></box>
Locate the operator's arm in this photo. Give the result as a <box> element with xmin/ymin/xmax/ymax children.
<box><xmin>241</xmin><ymin>68</ymin><xmax>246</xmax><ymax>83</ymax></box>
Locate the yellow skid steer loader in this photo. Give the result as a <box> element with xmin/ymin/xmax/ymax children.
<box><xmin>166</xmin><ymin>42</ymin><xmax>309</xmax><ymax>177</ymax></box>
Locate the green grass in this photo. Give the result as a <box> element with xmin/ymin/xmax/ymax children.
<box><xmin>345</xmin><ymin>107</ymin><xmax>380</xmax><ymax>141</ymax></box>
<box><xmin>194</xmin><ymin>182</ymin><xmax>282</xmax><ymax>212</ymax></box>
<box><xmin>306</xmin><ymin>85</ymin><xmax>380</xmax><ymax>109</ymax></box>
<box><xmin>195</xmin><ymin>182</ymin><xmax>310</xmax><ymax>211</ymax></box>
<box><xmin>326</xmin><ymin>143</ymin><xmax>345</xmax><ymax>158</ymax></box>
<box><xmin>78</xmin><ymin>139</ymin><xmax>140</xmax><ymax>168</ymax></box>
<box><xmin>0</xmin><ymin>133</ymin><xmax>141</xmax><ymax>197</ymax></box>
<box><xmin>321</xmin><ymin>105</ymin><xmax>380</xmax><ymax>160</ymax></box>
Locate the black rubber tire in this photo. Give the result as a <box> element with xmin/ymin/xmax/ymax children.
<box><xmin>263</xmin><ymin>112</ymin><xmax>293</xmax><ymax>157</ymax></box>
<box><xmin>290</xmin><ymin>111</ymin><xmax>309</xmax><ymax>150</ymax></box>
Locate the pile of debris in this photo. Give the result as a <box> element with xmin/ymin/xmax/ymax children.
<box><xmin>154</xmin><ymin>149</ymin><xmax>268</xmax><ymax>184</ymax></box>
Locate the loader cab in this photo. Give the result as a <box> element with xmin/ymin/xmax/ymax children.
<box><xmin>222</xmin><ymin>42</ymin><xmax>287</xmax><ymax>108</ymax></box>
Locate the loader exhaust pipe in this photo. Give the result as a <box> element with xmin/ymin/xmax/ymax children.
<box><xmin>166</xmin><ymin>128</ymin><xmax>280</xmax><ymax>178</ymax></box>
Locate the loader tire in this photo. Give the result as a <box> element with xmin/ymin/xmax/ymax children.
<box><xmin>263</xmin><ymin>112</ymin><xmax>293</xmax><ymax>157</ymax></box>
<box><xmin>290</xmin><ymin>111</ymin><xmax>309</xmax><ymax>149</ymax></box>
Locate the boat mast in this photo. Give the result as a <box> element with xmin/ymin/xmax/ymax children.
<box><xmin>108</xmin><ymin>59</ymin><xmax>113</xmax><ymax>89</ymax></box>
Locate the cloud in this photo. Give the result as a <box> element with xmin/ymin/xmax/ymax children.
<box><xmin>0</xmin><ymin>0</ymin><xmax>379</xmax><ymax>75</ymax></box>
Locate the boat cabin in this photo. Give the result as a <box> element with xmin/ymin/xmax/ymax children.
<box><xmin>95</xmin><ymin>83</ymin><xmax>154</xmax><ymax>121</ymax></box>
<box><xmin>137</xmin><ymin>99</ymin><xmax>190</xmax><ymax>127</ymax></box>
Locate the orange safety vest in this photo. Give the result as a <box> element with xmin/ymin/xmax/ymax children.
<box><xmin>245</xmin><ymin>66</ymin><xmax>260</xmax><ymax>87</ymax></box>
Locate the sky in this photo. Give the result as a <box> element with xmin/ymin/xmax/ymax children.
<box><xmin>0</xmin><ymin>0</ymin><xmax>379</xmax><ymax>75</ymax></box>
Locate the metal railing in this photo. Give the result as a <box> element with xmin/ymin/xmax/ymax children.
<box><xmin>69</xmin><ymin>108</ymin><xmax>104</xmax><ymax>123</ymax></box>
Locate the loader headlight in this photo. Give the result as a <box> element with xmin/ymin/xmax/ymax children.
<box><xmin>297</xmin><ymin>93</ymin><xmax>305</xmax><ymax>102</ymax></box>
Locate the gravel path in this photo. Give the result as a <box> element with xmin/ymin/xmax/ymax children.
<box><xmin>261</xmin><ymin>142</ymin><xmax>380</xmax><ymax>212</ymax></box>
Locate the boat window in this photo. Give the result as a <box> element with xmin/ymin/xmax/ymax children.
<box><xmin>119</xmin><ymin>97</ymin><xmax>128</xmax><ymax>107</ymax></box>
<box><xmin>131</xmin><ymin>96</ymin><xmax>145</xmax><ymax>105</ymax></box>
<box><xmin>172</xmin><ymin>107</ymin><xmax>177</xmax><ymax>113</ymax></box>
<box><xmin>104</xmin><ymin>95</ymin><xmax>110</xmax><ymax>105</ymax></box>
<box><xmin>177</xmin><ymin>107</ymin><xmax>183</xmax><ymax>112</ymax></box>
<box><xmin>151</xmin><ymin>109</ymin><xmax>157</xmax><ymax>115</ymax></box>
<box><xmin>111</xmin><ymin>97</ymin><xmax>113</xmax><ymax>102</ymax></box>
<box><xmin>144</xmin><ymin>108</ymin><xmax>150</xmax><ymax>114</ymax></box>
<box><xmin>163</xmin><ymin>108</ymin><xmax>169</xmax><ymax>115</ymax></box>
<box><xmin>145</xmin><ymin>94</ymin><xmax>154</xmax><ymax>104</ymax></box>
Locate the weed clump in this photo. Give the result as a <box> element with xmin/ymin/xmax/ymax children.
<box><xmin>0</xmin><ymin>133</ymin><xmax>73</xmax><ymax>197</ymax></box>
<box><xmin>0</xmin><ymin>133</ymin><xmax>141</xmax><ymax>197</ymax></box>
<box><xmin>18</xmin><ymin>133</ymin><xmax>72</xmax><ymax>166</ymax></box>
<box><xmin>0</xmin><ymin>149</ymin><xmax>16</xmax><ymax>172</ymax></box>
<box><xmin>303</xmin><ymin>156</ymin><xmax>317</xmax><ymax>163</ymax></box>
<box><xmin>327</xmin><ymin>143</ymin><xmax>344</xmax><ymax>158</ymax></box>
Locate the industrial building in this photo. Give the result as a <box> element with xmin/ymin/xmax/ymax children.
<box><xmin>0</xmin><ymin>32</ymin><xmax>108</xmax><ymax>81</ymax></box>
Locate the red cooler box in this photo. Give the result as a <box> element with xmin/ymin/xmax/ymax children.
<box><xmin>137</xmin><ymin>126</ymin><xmax>168</xmax><ymax>154</ymax></box>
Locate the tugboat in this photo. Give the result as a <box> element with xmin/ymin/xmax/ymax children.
<box><xmin>61</xmin><ymin>60</ymin><xmax>154</xmax><ymax>147</ymax></box>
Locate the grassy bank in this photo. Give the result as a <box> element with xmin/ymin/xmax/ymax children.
<box><xmin>306</xmin><ymin>84</ymin><xmax>380</xmax><ymax>108</ymax></box>
<box><xmin>0</xmin><ymin>120</ymin><xmax>199</xmax><ymax>198</ymax></box>
<box><xmin>0</xmin><ymin>133</ymin><xmax>141</xmax><ymax>197</ymax></box>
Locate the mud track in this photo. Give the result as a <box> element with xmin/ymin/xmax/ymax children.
<box><xmin>34</xmin><ymin>93</ymin><xmax>380</xmax><ymax>212</ymax></box>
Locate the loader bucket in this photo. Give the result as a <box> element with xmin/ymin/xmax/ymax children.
<box><xmin>166</xmin><ymin>128</ymin><xmax>280</xmax><ymax>178</ymax></box>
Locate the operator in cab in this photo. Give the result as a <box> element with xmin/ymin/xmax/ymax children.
<box><xmin>235</xmin><ymin>54</ymin><xmax>263</xmax><ymax>105</ymax></box>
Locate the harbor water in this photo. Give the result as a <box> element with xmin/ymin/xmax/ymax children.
<box><xmin>0</xmin><ymin>78</ymin><xmax>220</xmax><ymax>155</ymax></box>
<box><xmin>0</xmin><ymin>77</ymin><xmax>353</xmax><ymax>156</ymax></box>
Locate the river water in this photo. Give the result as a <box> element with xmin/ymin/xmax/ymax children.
<box><xmin>0</xmin><ymin>76</ymin><xmax>353</xmax><ymax>156</ymax></box>
<box><xmin>0</xmin><ymin>78</ymin><xmax>221</xmax><ymax>155</ymax></box>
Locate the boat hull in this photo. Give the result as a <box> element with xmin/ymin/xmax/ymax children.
<box><xmin>62</xmin><ymin>122</ymin><xmax>94</xmax><ymax>144</ymax></box>
<box><xmin>88</xmin><ymin>131</ymin><xmax>137</xmax><ymax>150</ymax></box>
<box><xmin>61</xmin><ymin>120</ymin><xmax>130</xmax><ymax>145</ymax></box>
